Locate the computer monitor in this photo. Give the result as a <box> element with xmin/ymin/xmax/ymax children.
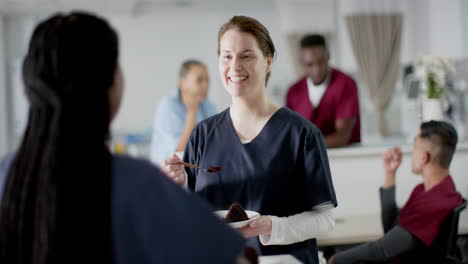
<box><xmin>407</xmin><ymin>79</ymin><xmax>420</xmax><ymax>99</ymax></box>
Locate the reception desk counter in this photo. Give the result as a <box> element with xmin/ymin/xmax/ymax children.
<box><xmin>327</xmin><ymin>141</ymin><xmax>468</xmax><ymax>217</ymax></box>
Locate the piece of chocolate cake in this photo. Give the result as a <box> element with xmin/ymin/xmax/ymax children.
<box><xmin>206</xmin><ymin>166</ymin><xmax>221</xmax><ymax>173</ymax></box>
<box><xmin>226</xmin><ymin>202</ymin><xmax>249</xmax><ymax>222</ymax></box>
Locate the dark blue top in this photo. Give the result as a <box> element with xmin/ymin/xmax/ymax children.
<box><xmin>0</xmin><ymin>154</ymin><xmax>245</xmax><ymax>264</ymax></box>
<box><xmin>184</xmin><ymin>107</ymin><xmax>337</xmax><ymax>264</ymax></box>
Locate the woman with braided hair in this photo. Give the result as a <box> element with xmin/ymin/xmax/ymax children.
<box><xmin>0</xmin><ymin>12</ymin><xmax>246</xmax><ymax>264</ymax></box>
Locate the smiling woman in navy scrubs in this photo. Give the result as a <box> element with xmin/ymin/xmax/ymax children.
<box><xmin>162</xmin><ymin>16</ymin><xmax>338</xmax><ymax>264</ymax></box>
<box><xmin>0</xmin><ymin>12</ymin><xmax>245</xmax><ymax>264</ymax></box>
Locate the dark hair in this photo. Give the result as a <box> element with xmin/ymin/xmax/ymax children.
<box><xmin>420</xmin><ymin>121</ymin><xmax>458</xmax><ymax>168</ymax></box>
<box><xmin>0</xmin><ymin>12</ymin><xmax>118</xmax><ymax>263</ymax></box>
<box><xmin>179</xmin><ymin>59</ymin><xmax>205</xmax><ymax>79</ymax></box>
<box><xmin>217</xmin><ymin>16</ymin><xmax>276</xmax><ymax>85</ymax></box>
<box><xmin>300</xmin><ymin>34</ymin><xmax>327</xmax><ymax>49</ymax></box>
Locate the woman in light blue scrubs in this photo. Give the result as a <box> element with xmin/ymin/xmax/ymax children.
<box><xmin>0</xmin><ymin>12</ymin><xmax>245</xmax><ymax>264</ymax></box>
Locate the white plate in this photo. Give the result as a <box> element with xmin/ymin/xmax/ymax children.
<box><xmin>214</xmin><ymin>210</ymin><xmax>260</xmax><ymax>228</ymax></box>
<box><xmin>259</xmin><ymin>255</ymin><xmax>302</xmax><ymax>264</ymax></box>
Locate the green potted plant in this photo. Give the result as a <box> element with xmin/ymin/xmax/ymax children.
<box><xmin>416</xmin><ymin>55</ymin><xmax>455</xmax><ymax>121</ymax></box>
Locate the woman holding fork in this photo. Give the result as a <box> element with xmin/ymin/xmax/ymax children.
<box><xmin>162</xmin><ymin>16</ymin><xmax>337</xmax><ymax>264</ymax></box>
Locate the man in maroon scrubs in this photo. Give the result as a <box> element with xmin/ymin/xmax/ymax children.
<box><xmin>329</xmin><ymin>121</ymin><xmax>464</xmax><ymax>264</ymax></box>
<box><xmin>286</xmin><ymin>34</ymin><xmax>360</xmax><ymax>147</ymax></box>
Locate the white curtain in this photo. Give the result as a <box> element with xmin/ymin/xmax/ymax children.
<box><xmin>346</xmin><ymin>14</ymin><xmax>403</xmax><ymax>137</ymax></box>
<box><xmin>286</xmin><ymin>33</ymin><xmax>304</xmax><ymax>80</ymax></box>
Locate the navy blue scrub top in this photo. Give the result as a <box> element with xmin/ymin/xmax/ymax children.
<box><xmin>0</xmin><ymin>154</ymin><xmax>245</xmax><ymax>264</ymax></box>
<box><xmin>184</xmin><ymin>107</ymin><xmax>338</xmax><ymax>264</ymax></box>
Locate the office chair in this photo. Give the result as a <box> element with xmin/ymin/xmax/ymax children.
<box><xmin>431</xmin><ymin>199</ymin><xmax>467</xmax><ymax>264</ymax></box>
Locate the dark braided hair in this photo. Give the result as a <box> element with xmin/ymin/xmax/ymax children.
<box><xmin>0</xmin><ymin>12</ymin><xmax>118</xmax><ymax>264</ymax></box>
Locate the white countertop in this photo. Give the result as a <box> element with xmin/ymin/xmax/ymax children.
<box><xmin>327</xmin><ymin>141</ymin><xmax>468</xmax><ymax>158</ymax></box>
<box><xmin>317</xmin><ymin>212</ymin><xmax>468</xmax><ymax>246</ymax></box>
<box><xmin>259</xmin><ymin>255</ymin><xmax>302</xmax><ymax>264</ymax></box>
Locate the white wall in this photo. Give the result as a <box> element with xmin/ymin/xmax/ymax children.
<box><xmin>4</xmin><ymin>15</ymin><xmax>37</xmax><ymax>151</ymax></box>
<box><xmin>336</xmin><ymin>0</ymin><xmax>465</xmax><ymax>71</ymax></box>
<box><xmin>3</xmin><ymin>0</ymin><xmax>467</xmax><ymax>136</ymax></box>
<box><xmin>335</xmin><ymin>0</ymin><xmax>414</xmax><ymax>138</ymax></box>
<box><xmin>113</xmin><ymin>0</ymin><xmax>468</xmax><ymax>134</ymax></box>
<box><xmin>335</xmin><ymin>0</ymin><xmax>467</xmax><ymax>139</ymax></box>
<box><xmin>0</xmin><ymin>15</ymin><xmax>33</xmax><ymax>156</ymax></box>
<box><xmin>428</xmin><ymin>0</ymin><xmax>464</xmax><ymax>59</ymax></box>
<box><xmin>329</xmin><ymin>144</ymin><xmax>468</xmax><ymax>217</ymax></box>
<box><xmin>108</xmin><ymin>7</ymin><xmax>296</xmax><ymax>133</ymax></box>
<box><xmin>1</xmin><ymin>1</ymin><xmax>467</xmax><ymax>218</ymax></box>
<box><xmin>464</xmin><ymin>0</ymin><xmax>468</xmax><ymax>58</ymax></box>
<box><xmin>1</xmin><ymin>7</ymin><xmax>297</xmax><ymax>134</ymax></box>
<box><xmin>0</xmin><ymin>16</ymin><xmax>8</xmax><ymax>158</ymax></box>
<box><xmin>336</xmin><ymin>0</ymin><xmax>413</xmax><ymax>71</ymax></box>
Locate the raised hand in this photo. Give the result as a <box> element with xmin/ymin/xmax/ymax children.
<box><xmin>382</xmin><ymin>146</ymin><xmax>402</xmax><ymax>188</ymax></box>
<box><xmin>383</xmin><ymin>146</ymin><xmax>402</xmax><ymax>174</ymax></box>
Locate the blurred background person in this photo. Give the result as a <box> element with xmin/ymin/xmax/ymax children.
<box><xmin>150</xmin><ymin>59</ymin><xmax>217</xmax><ymax>164</ymax></box>
<box><xmin>329</xmin><ymin>121</ymin><xmax>463</xmax><ymax>264</ymax></box>
<box><xmin>286</xmin><ymin>34</ymin><xmax>360</xmax><ymax>148</ymax></box>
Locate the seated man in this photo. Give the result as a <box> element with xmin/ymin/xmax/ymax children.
<box><xmin>329</xmin><ymin>121</ymin><xmax>463</xmax><ymax>264</ymax></box>
<box><xmin>150</xmin><ymin>60</ymin><xmax>217</xmax><ymax>164</ymax></box>
<box><xmin>286</xmin><ymin>34</ymin><xmax>360</xmax><ymax>148</ymax></box>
